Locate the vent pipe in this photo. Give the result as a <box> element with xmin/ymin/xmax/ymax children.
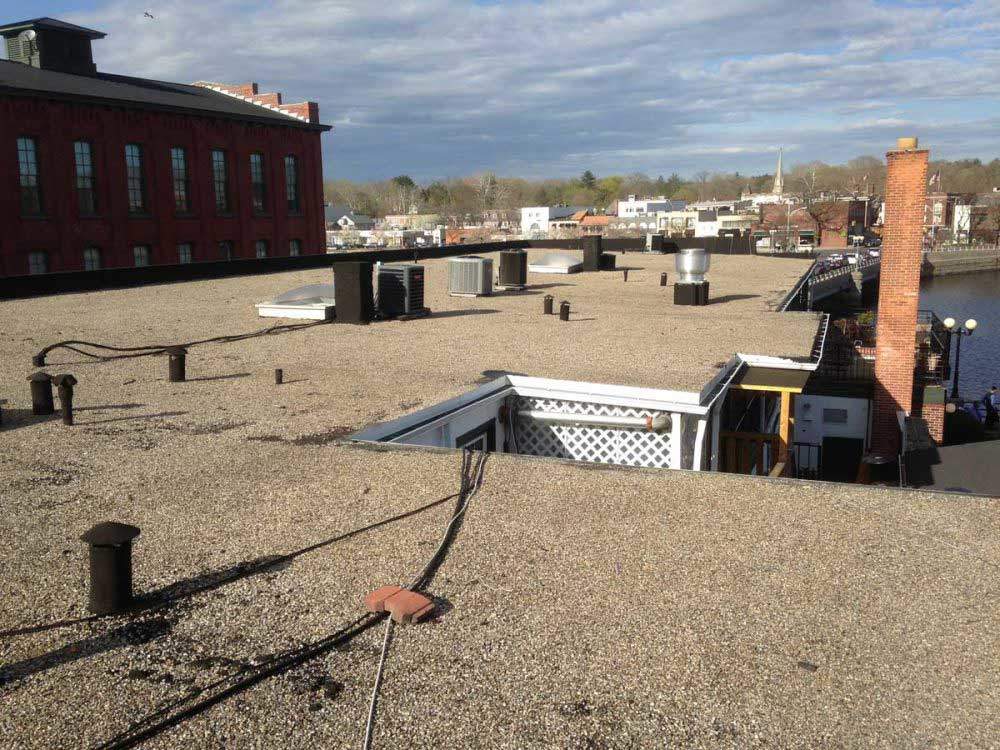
<box><xmin>28</xmin><ymin>371</ymin><xmax>54</xmax><ymax>415</ymax></box>
<box><xmin>166</xmin><ymin>346</ymin><xmax>186</xmax><ymax>382</ymax></box>
<box><xmin>518</xmin><ymin>409</ymin><xmax>671</xmax><ymax>433</ymax></box>
<box><xmin>54</xmin><ymin>374</ymin><xmax>77</xmax><ymax>425</ymax></box>
<box><xmin>80</xmin><ymin>522</ymin><xmax>141</xmax><ymax>615</ymax></box>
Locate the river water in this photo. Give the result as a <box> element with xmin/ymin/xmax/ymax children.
<box><xmin>919</xmin><ymin>271</ymin><xmax>1000</xmax><ymax>400</ymax></box>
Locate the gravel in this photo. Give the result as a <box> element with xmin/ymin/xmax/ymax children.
<box><xmin>2</xmin><ymin>254</ymin><xmax>995</xmax><ymax>748</ymax></box>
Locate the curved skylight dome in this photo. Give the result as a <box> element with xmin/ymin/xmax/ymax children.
<box><xmin>272</xmin><ymin>283</ymin><xmax>336</xmax><ymax>305</ymax></box>
<box><xmin>528</xmin><ymin>252</ymin><xmax>583</xmax><ymax>274</ymax></box>
<box><xmin>257</xmin><ymin>283</ymin><xmax>336</xmax><ymax>319</ymax></box>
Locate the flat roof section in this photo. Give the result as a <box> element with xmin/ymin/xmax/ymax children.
<box><xmin>0</xmin><ymin>447</ymin><xmax>997</xmax><ymax>747</ymax></box>
<box><xmin>0</xmin><ymin>251</ymin><xmax>996</xmax><ymax>746</ymax></box>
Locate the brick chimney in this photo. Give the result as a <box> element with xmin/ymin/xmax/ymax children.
<box><xmin>870</xmin><ymin>137</ymin><xmax>928</xmax><ymax>460</ymax></box>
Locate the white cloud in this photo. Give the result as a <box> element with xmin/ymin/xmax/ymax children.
<box><xmin>68</xmin><ymin>0</ymin><xmax>1000</xmax><ymax>180</ymax></box>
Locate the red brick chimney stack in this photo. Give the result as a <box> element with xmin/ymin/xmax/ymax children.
<box><xmin>871</xmin><ymin>137</ymin><xmax>929</xmax><ymax>460</ymax></box>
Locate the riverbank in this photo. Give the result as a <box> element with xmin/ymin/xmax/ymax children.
<box><xmin>921</xmin><ymin>246</ymin><xmax>1000</xmax><ymax>277</ymax></box>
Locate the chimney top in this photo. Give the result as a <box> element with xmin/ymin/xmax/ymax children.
<box><xmin>896</xmin><ymin>137</ymin><xmax>919</xmax><ymax>151</ymax></box>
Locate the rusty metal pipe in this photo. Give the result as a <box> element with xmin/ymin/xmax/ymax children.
<box><xmin>55</xmin><ymin>374</ymin><xmax>77</xmax><ymax>426</ymax></box>
<box><xmin>166</xmin><ymin>347</ymin><xmax>186</xmax><ymax>383</ymax></box>
<box><xmin>29</xmin><ymin>372</ymin><xmax>55</xmax><ymax>415</ymax></box>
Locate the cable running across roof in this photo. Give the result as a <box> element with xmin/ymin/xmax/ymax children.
<box><xmin>89</xmin><ymin>452</ymin><xmax>488</xmax><ymax>750</ymax></box>
<box><xmin>362</xmin><ymin>450</ymin><xmax>489</xmax><ymax>750</ymax></box>
<box><xmin>31</xmin><ymin>319</ymin><xmax>331</xmax><ymax>366</ymax></box>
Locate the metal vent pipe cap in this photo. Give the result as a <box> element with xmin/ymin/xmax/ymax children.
<box><xmin>81</xmin><ymin>521</ymin><xmax>141</xmax><ymax>546</ymax></box>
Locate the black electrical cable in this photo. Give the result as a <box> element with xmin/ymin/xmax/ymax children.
<box><xmin>32</xmin><ymin>319</ymin><xmax>331</xmax><ymax>366</ymax></box>
<box><xmin>91</xmin><ymin>454</ymin><xmax>488</xmax><ymax>750</ymax></box>
<box><xmin>1</xmin><ymin>492</ymin><xmax>458</xmax><ymax>641</ymax></box>
<box><xmin>364</xmin><ymin>450</ymin><xmax>489</xmax><ymax>750</ymax></box>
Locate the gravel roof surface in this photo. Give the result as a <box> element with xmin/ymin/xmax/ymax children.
<box><xmin>4</xmin><ymin>254</ymin><xmax>996</xmax><ymax>747</ymax></box>
<box><xmin>1</xmin><ymin>447</ymin><xmax>997</xmax><ymax>749</ymax></box>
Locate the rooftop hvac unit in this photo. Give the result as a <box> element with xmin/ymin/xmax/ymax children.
<box><xmin>448</xmin><ymin>256</ymin><xmax>493</xmax><ymax>297</ymax></box>
<box><xmin>498</xmin><ymin>249</ymin><xmax>528</xmax><ymax>289</ymax></box>
<box><xmin>377</xmin><ymin>263</ymin><xmax>425</xmax><ymax>317</ymax></box>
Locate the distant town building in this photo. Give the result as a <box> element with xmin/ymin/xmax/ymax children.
<box><xmin>382</xmin><ymin>212</ymin><xmax>442</xmax><ymax>230</ymax></box>
<box><xmin>520</xmin><ymin>205</ymin><xmax>589</xmax><ymax>236</ymax></box>
<box><xmin>324</xmin><ymin>205</ymin><xmax>375</xmax><ymax>230</ymax></box>
<box><xmin>615</xmin><ymin>195</ymin><xmax>686</xmax><ymax>217</ymax></box>
<box><xmin>580</xmin><ymin>214</ymin><xmax>610</xmax><ymax>234</ymax></box>
<box><xmin>756</xmin><ymin>199</ymin><xmax>875</xmax><ymax>249</ymax></box>
<box><xmin>0</xmin><ymin>16</ymin><xmax>330</xmax><ymax>277</ymax></box>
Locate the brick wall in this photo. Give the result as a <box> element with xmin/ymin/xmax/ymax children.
<box><xmin>922</xmin><ymin>401</ymin><xmax>945</xmax><ymax>443</ymax></box>
<box><xmin>871</xmin><ymin>141</ymin><xmax>929</xmax><ymax>459</ymax></box>
<box><xmin>0</xmin><ymin>97</ymin><xmax>327</xmax><ymax>275</ymax></box>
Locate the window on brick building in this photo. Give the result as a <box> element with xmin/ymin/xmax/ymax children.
<box><xmin>17</xmin><ymin>136</ymin><xmax>43</xmax><ymax>215</ymax></box>
<box><xmin>133</xmin><ymin>244</ymin><xmax>151</xmax><ymax>267</ymax></box>
<box><xmin>28</xmin><ymin>250</ymin><xmax>49</xmax><ymax>275</ymax></box>
<box><xmin>74</xmin><ymin>141</ymin><xmax>97</xmax><ymax>216</ymax></box>
<box><xmin>289</xmin><ymin>238</ymin><xmax>302</xmax><ymax>256</ymax></box>
<box><xmin>83</xmin><ymin>246</ymin><xmax>101</xmax><ymax>271</ymax></box>
<box><xmin>171</xmin><ymin>147</ymin><xmax>191</xmax><ymax>213</ymax></box>
<box><xmin>219</xmin><ymin>240</ymin><xmax>233</xmax><ymax>261</ymax></box>
<box><xmin>250</xmin><ymin>152</ymin><xmax>267</xmax><ymax>213</ymax></box>
<box><xmin>284</xmin><ymin>155</ymin><xmax>300</xmax><ymax>213</ymax></box>
<box><xmin>125</xmin><ymin>144</ymin><xmax>147</xmax><ymax>214</ymax></box>
<box><xmin>255</xmin><ymin>239</ymin><xmax>269</xmax><ymax>258</ymax></box>
<box><xmin>211</xmin><ymin>149</ymin><xmax>230</xmax><ymax>213</ymax></box>
<box><xmin>177</xmin><ymin>243</ymin><xmax>193</xmax><ymax>264</ymax></box>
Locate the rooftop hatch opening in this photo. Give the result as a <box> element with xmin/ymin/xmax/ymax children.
<box><xmin>352</xmin><ymin>375</ymin><xmax>715</xmax><ymax>472</ymax></box>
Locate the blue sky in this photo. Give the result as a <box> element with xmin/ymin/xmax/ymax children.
<box><xmin>20</xmin><ymin>0</ymin><xmax>1000</xmax><ymax>181</ymax></box>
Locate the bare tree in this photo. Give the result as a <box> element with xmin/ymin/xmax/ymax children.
<box><xmin>694</xmin><ymin>171</ymin><xmax>710</xmax><ymax>200</ymax></box>
<box><xmin>474</xmin><ymin>172</ymin><xmax>508</xmax><ymax>221</ymax></box>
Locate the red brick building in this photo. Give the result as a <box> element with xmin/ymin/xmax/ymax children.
<box><xmin>0</xmin><ymin>17</ymin><xmax>330</xmax><ymax>277</ymax></box>
<box><xmin>757</xmin><ymin>199</ymin><xmax>875</xmax><ymax>248</ymax></box>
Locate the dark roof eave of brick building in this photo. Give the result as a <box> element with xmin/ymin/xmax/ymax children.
<box><xmin>0</xmin><ymin>61</ymin><xmax>332</xmax><ymax>132</ymax></box>
<box><xmin>0</xmin><ymin>17</ymin><xmax>106</xmax><ymax>38</ymax></box>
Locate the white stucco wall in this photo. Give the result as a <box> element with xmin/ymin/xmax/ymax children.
<box><xmin>793</xmin><ymin>394</ymin><xmax>870</xmax><ymax>470</ymax></box>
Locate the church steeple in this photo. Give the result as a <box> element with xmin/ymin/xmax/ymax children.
<box><xmin>772</xmin><ymin>147</ymin><xmax>784</xmax><ymax>195</ymax></box>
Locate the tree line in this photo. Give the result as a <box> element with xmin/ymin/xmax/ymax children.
<box><xmin>324</xmin><ymin>157</ymin><xmax>1000</xmax><ymax>222</ymax></box>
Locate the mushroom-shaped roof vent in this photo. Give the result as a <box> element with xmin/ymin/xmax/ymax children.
<box><xmin>53</xmin><ymin>374</ymin><xmax>78</xmax><ymax>387</ymax></box>
<box><xmin>28</xmin><ymin>371</ymin><xmax>53</xmax><ymax>382</ymax></box>
<box><xmin>80</xmin><ymin>521</ymin><xmax>141</xmax><ymax>546</ymax></box>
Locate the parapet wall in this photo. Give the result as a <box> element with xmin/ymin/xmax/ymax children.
<box><xmin>0</xmin><ymin>236</ymin><xmax>753</xmax><ymax>300</ymax></box>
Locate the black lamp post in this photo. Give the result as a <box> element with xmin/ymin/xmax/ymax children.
<box><xmin>944</xmin><ymin>317</ymin><xmax>978</xmax><ymax>399</ymax></box>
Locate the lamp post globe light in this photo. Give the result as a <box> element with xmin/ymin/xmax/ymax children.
<box><xmin>945</xmin><ymin>317</ymin><xmax>979</xmax><ymax>400</ymax></box>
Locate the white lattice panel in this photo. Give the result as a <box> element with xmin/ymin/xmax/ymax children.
<box><xmin>515</xmin><ymin>397</ymin><xmax>676</xmax><ymax>469</ymax></box>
